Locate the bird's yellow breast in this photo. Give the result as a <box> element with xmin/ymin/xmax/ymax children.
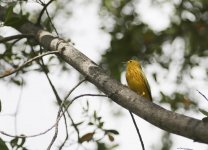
<box><xmin>126</xmin><ymin>60</ymin><xmax>152</xmax><ymax>101</ymax></box>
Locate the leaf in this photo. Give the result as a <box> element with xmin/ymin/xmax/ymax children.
<box><xmin>93</xmin><ymin>111</ymin><xmax>97</xmax><ymax>120</ymax></box>
<box><xmin>88</xmin><ymin>122</ymin><xmax>93</xmax><ymax>125</ymax></box>
<box><xmin>105</xmin><ymin>129</ymin><xmax>119</xmax><ymax>135</ymax></box>
<box><xmin>4</xmin><ymin>8</ymin><xmax>28</xmax><ymax>28</ymax></box>
<box><xmin>86</xmin><ymin>100</ymin><xmax>89</xmax><ymax>109</ymax></box>
<box><xmin>74</xmin><ymin>121</ymin><xmax>84</xmax><ymax>126</ymax></box>
<box><xmin>80</xmin><ymin>132</ymin><xmax>94</xmax><ymax>143</ymax></box>
<box><xmin>19</xmin><ymin>137</ymin><xmax>26</xmax><ymax>147</ymax></box>
<box><xmin>4</xmin><ymin>5</ymin><xmax>14</xmax><ymax>23</ymax></box>
<box><xmin>97</xmin><ymin>117</ymin><xmax>102</xmax><ymax>120</ymax></box>
<box><xmin>108</xmin><ymin>134</ymin><xmax>114</xmax><ymax>142</ymax></box>
<box><xmin>10</xmin><ymin>137</ymin><xmax>26</xmax><ymax>148</ymax></box>
<box><xmin>11</xmin><ymin>78</ymin><xmax>22</xmax><ymax>86</ymax></box>
<box><xmin>10</xmin><ymin>137</ymin><xmax>18</xmax><ymax>148</ymax></box>
<box><xmin>153</xmin><ymin>73</ymin><xmax>157</xmax><ymax>82</ymax></box>
<box><xmin>0</xmin><ymin>138</ymin><xmax>9</xmax><ymax>150</ymax></box>
<box><xmin>199</xmin><ymin>108</ymin><xmax>208</xmax><ymax>117</ymax></box>
<box><xmin>98</xmin><ymin>122</ymin><xmax>104</xmax><ymax>128</ymax></box>
<box><xmin>97</xmin><ymin>142</ymin><xmax>106</xmax><ymax>150</ymax></box>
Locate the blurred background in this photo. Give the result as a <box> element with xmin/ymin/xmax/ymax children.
<box><xmin>0</xmin><ymin>0</ymin><xmax>208</xmax><ymax>149</ymax></box>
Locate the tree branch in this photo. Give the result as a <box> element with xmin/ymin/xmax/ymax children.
<box><xmin>1</xmin><ymin>5</ymin><xmax>208</xmax><ymax>144</ymax></box>
<box><xmin>197</xmin><ymin>90</ymin><xmax>208</xmax><ymax>102</ymax></box>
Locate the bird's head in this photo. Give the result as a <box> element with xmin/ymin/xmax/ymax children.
<box><xmin>127</xmin><ymin>60</ymin><xmax>141</xmax><ymax>68</ymax></box>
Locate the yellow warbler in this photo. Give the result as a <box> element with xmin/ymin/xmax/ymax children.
<box><xmin>126</xmin><ymin>60</ymin><xmax>152</xmax><ymax>101</ymax></box>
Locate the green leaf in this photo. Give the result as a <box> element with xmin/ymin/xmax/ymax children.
<box><xmin>199</xmin><ymin>108</ymin><xmax>208</xmax><ymax>117</ymax></box>
<box><xmin>4</xmin><ymin>7</ymin><xmax>28</xmax><ymax>28</ymax></box>
<box><xmin>10</xmin><ymin>137</ymin><xmax>26</xmax><ymax>148</ymax></box>
<box><xmin>19</xmin><ymin>137</ymin><xmax>26</xmax><ymax>147</ymax></box>
<box><xmin>93</xmin><ymin>111</ymin><xmax>97</xmax><ymax>120</ymax></box>
<box><xmin>105</xmin><ymin>129</ymin><xmax>119</xmax><ymax>135</ymax></box>
<box><xmin>0</xmin><ymin>138</ymin><xmax>9</xmax><ymax>150</ymax></box>
<box><xmin>153</xmin><ymin>73</ymin><xmax>157</xmax><ymax>82</ymax></box>
<box><xmin>88</xmin><ymin>122</ymin><xmax>93</xmax><ymax>125</ymax></box>
<box><xmin>97</xmin><ymin>142</ymin><xmax>106</xmax><ymax>150</ymax></box>
<box><xmin>10</xmin><ymin>137</ymin><xmax>18</xmax><ymax>148</ymax></box>
<box><xmin>98</xmin><ymin>122</ymin><xmax>104</xmax><ymax>128</ymax></box>
<box><xmin>74</xmin><ymin>121</ymin><xmax>84</xmax><ymax>126</ymax></box>
<box><xmin>108</xmin><ymin>134</ymin><xmax>114</xmax><ymax>142</ymax></box>
<box><xmin>11</xmin><ymin>78</ymin><xmax>22</xmax><ymax>86</ymax></box>
<box><xmin>4</xmin><ymin>5</ymin><xmax>14</xmax><ymax>23</ymax></box>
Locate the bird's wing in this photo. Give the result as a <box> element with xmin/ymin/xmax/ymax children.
<box><xmin>141</xmin><ymin>71</ymin><xmax>152</xmax><ymax>101</ymax></box>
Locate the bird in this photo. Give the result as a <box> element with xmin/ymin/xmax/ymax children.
<box><xmin>126</xmin><ymin>59</ymin><xmax>152</xmax><ymax>101</ymax></box>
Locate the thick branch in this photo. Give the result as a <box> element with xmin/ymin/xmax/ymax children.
<box><xmin>1</xmin><ymin>6</ymin><xmax>208</xmax><ymax>144</ymax></box>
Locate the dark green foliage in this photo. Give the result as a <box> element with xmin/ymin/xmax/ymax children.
<box><xmin>100</xmin><ymin>0</ymin><xmax>163</xmax><ymax>80</ymax></box>
<box><xmin>4</xmin><ymin>5</ymin><xmax>28</xmax><ymax>28</ymax></box>
<box><xmin>99</xmin><ymin>1</ymin><xmax>208</xmax><ymax>149</ymax></box>
<box><xmin>199</xmin><ymin>108</ymin><xmax>208</xmax><ymax>117</ymax></box>
<box><xmin>100</xmin><ymin>0</ymin><xmax>208</xmax><ymax>78</ymax></box>
<box><xmin>80</xmin><ymin>101</ymin><xmax>119</xmax><ymax>148</ymax></box>
<box><xmin>0</xmin><ymin>137</ymin><xmax>8</xmax><ymax>150</ymax></box>
<box><xmin>99</xmin><ymin>0</ymin><xmax>208</xmax><ymax>111</ymax></box>
<box><xmin>10</xmin><ymin>137</ymin><xmax>27</xmax><ymax>150</ymax></box>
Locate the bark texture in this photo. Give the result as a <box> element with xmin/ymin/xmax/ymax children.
<box><xmin>1</xmin><ymin>6</ymin><xmax>208</xmax><ymax>144</ymax></box>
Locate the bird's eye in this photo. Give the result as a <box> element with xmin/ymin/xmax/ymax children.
<box><xmin>129</xmin><ymin>60</ymin><xmax>132</xmax><ymax>63</ymax></box>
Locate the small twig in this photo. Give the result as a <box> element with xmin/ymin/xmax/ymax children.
<box><xmin>197</xmin><ymin>90</ymin><xmax>208</xmax><ymax>102</ymax></box>
<box><xmin>0</xmin><ymin>34</ymin><xmax>34</xmax><ymax>43</ymax></box>
<box><xmin>47</xmin><ymin>93</ymin><xmax>107</xmax><ymax>149</ymax></box>
<box><xmin>45</xmin><ymin>9</ymin><xmax>59</xmax><ymax>36</ymax></box>
<box><xmin>68</xmin><ymin>94</ymin><xmax>107</xmax><ymax>107</ymax></box>
<box><xmin>59</xmin><ymin>126</ymin><xmax>69</xmax><ymax>150</ymax></box>
<box><xmin>0</xmin><ymin>118</ymin><xmax>59</xmax><ymax>138</ymax></box>
<box><xmin>39</xmin><ymin>53</ymin><xmax>65</xmax><ymax>149</ymax></box>
<box><xmin>64</xmin><ymin>78</ymin><xmax>86</xmax><ymax>101</ymax></box>
<box><xmin>40</xmin><ymin>57</ymin><xmax>62</xmax><ymax>105</ymax></box>
<box><xmin>129</xmin><ymin>111</ymin><xmax>145</xmax><ymax>150</ymax></box>
<box><xmin>67</xmin><ymin>112</ymin><xmax>80</xmax><ymax>142</ymax></box>
<box><xmin>36</xmin><ymin>0</ymin><xmax>55</xmax><ymax>26</ymax></box>
<box><xmin>38</xmin><ymin>51</ymin><xmax>86</xmax><ymax>149</ymax></box>
<box><xmin>59</xmin><ymin>79</ymin><xmax>87</xmax><ymax>148</ymax></box>
<box><xmin>47</xmin><ymin>111</ymin><xmax>61</xmax><ymax>150</ymax></box>
<box><xmin>0</xmin><ymin>51</ymin><xmax>59</xmax><ymax>78</ymax></box>
<box><xmin>58</xmin><ymin>94</ymin><xmax>107</xmax><ymax>129</ymax></box>
<box><xmin>39</xmin><ymin>53</ymin><xmax>69</xmax><ymax>149</ymax></box>
<box><xmin>36</xmin><ymin>0</ymin><xmax>59</xmax><ymax>36</ymax></box>
<box><xmin>14</xmin><ymin>78</ymin><xmax>24</xmax><ymax>134</ymax></box>
<box><xmin>0</xmin><ymin>94</ymin><xmax>107</xmax><ymax>139</ymax></box>
<box><xmin>59</xmin><ymin>112</ymin><xmax>70</xmax><ymax>150</ymax></box>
